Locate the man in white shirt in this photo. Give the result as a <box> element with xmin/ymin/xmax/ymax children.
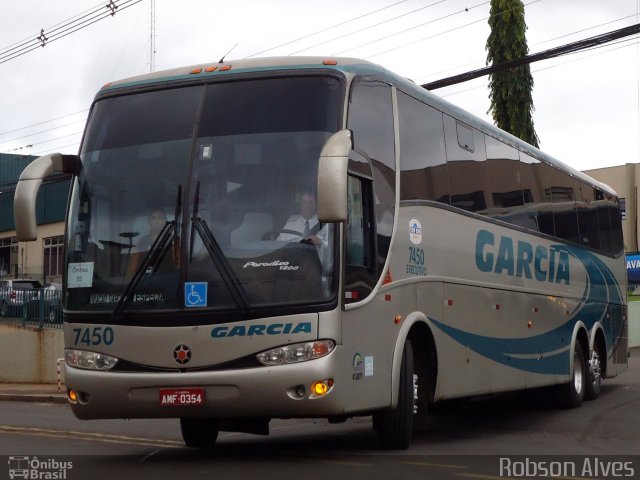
<box><xmin>278</xmin><ymin>190</ymin><xmax>333</xmax><ymax>295</ymax></box>
<box><xmin>278</xmin><ymin>191</ymin><xmax>323</xmax><ymax>245</ymax></box>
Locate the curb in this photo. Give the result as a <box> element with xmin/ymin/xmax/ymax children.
<box><xmin>0</xmin><ymin>393</ymin><xmax>67</xmax><ymax>404</ymax></box>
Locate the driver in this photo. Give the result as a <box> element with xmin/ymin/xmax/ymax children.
<box><xmin>278</xmin><ymin>189</ymin><xmax>332</xmax><ymax>295</ymax></box>
<box><xmin>278</xmin><ymin>190</ymin><xmax>323</xmax><ymax>245</ymax></box>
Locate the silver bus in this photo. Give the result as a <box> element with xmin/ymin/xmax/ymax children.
<box><xmin>14</xmin><ymin>57</ymin><xmax>628</xmax><ymax>449</ymax></box>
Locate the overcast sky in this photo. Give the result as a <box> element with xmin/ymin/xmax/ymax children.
<box><xmin>0</xmin><ymin>0</ymin><xmax>638</xmax><ymax>173</ymax></box>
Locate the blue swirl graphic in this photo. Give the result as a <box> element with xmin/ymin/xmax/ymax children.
<box><xmin>430</xmin><ymin>244</ymin><xmax>624</xmax><ymax>375</ymax></box>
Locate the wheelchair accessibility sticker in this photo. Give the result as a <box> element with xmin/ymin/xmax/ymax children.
<box><xmin>185</xmin><ymin>282</ymin><xmax>207</xmax><ymax>308</ymax></box>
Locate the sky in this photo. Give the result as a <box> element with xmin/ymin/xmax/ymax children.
<box><xmin>0</xmin><ymin>0</ymin><xmax>639</xmax><ymax>173</ymax></box>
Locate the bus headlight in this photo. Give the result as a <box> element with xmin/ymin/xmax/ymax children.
<box><xmin>256</xmin><ymin>340</ymin><xmax>335</xmax><ymax>366</ymax></box>
<box><xmin>65</xmin><ymin>349</ymin><xmax>119</xmax><ymax>371</ymax></box>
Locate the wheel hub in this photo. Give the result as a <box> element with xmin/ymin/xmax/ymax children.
<box><xmin>589</xmin><ymin>350</ymin><xmax>601</xmax><ymax>384</ymax></box>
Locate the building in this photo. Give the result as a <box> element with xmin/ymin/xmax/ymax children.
<box><xmin>0</xmin><ymin>153</ymin><xmax>70</xmax><ymax>283</ymax></box>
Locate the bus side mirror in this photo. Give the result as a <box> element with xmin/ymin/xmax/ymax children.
<box><xmin>14</xmin><ymin>153</ymin><xmax>80</xmax><ymax>241</ymax></box>
<box><xmin>317</xmin><ymin>129</ymin><xmax>352</xmax><ymax>223</ymax></box>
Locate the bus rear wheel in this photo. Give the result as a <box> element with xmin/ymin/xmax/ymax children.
<box><xmin>553</xmin><ymin>341</ymin><xmax>587</xmax><ymax>409</ymax></box>
<box><xmin>180</xmin><ymin>417</ymin><xmax>219</xmax><ymax>448</ymax></box>
<box><xmin>375</xmin><ymin>339</ymin><xmax>415</xmax><ymax>449</ymax></box>
<box><xmin>585</xmin><ymin>343</ymin><xmax>604</xmax><ymax>400</ymax></box>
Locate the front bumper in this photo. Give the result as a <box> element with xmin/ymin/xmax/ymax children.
<box><xmin>66</xmin><ymin>346</ymin><xmax>349</xmax><ymax>419</ymax></box>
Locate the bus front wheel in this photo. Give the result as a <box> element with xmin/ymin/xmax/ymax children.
<box><xmin>375</xmin><ymin>339</ymin><xmax>415</xmax><ymax>449</ymax></box>
<box><xmin>180</xmin><ymin>417</ymin><xmax>219</xmax><ymax>448</ymax></box>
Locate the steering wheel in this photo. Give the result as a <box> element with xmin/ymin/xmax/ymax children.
<box><xmin>262</xmin><ymin>229</ymin><xmax>305</xmax><ymax>241</ymax></box>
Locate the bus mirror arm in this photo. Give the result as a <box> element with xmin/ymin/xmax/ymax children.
<box><xmin>317</xmin><ymin>129</ymin><xmax>352</xmax><ymax>223</ymax></box>
<box><xmin>14</xmin><ymin>153</ymin><xmax>80</xmax><ymax>241</ymax></box>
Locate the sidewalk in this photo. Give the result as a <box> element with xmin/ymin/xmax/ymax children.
<box><xmin>0</xmin><ymin>383</ymin><xmax>67</xmax><ymax>404</ymax></box>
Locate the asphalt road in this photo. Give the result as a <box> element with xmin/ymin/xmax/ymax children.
<box><xmin>0</xmin><ymin>354</ymin><xmax>638</xmax><ymax>479</ymax></box>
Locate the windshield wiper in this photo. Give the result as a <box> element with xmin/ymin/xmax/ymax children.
<box><xmin>191</xmin><ymin>182</ymin><xmax>249</xmax><ymax>310</ymax></box>
<box><xmin>113</xmin><ymin>186</ymin><xmax>182</xmax><ymax>316</ymax></box>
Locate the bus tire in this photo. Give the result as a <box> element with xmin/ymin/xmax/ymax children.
<box><xmin>553</xmin><ymin>341</ymin><xmax>586</xmax><ymax>409</ymax></box>
<box><xmin>180</xmin><ymin>417</ymin><xmax>219</xmax><ymax>448</ymax></box>
<box><xmin>377</xmin><ymin>339</ymin><xmax>414</xmax><ymax>449</ymax></box>
<box><xmin>585</xmin><ymin>342</ymin><xmax>604</xmax><ymax>401</ymax></box>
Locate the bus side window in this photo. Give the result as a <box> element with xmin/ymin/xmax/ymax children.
<box><xmin>345</xmin><ymin>175</ymin><xmax>376</xmax><ymax>303</ymax></box>
<box><xmin>609</xmin><ymin>198</ymin><xmax>624</xmax><ymax>254</ymax></box>
<box><xmin>443</xmin><ymin>115</ymin><xmax>489</xmax><ymax>213</ymax></box>
<box><xmin>347</xmin><ymin>79</ymin><xmax>395</xmax><ymax>273</ymax></box>
<box><xmin>577</xmin><ymin>183</ymin><xmax>601</xmax><ymax>250</ymax></box>
<box><xmin>397</xmin><ymin>90</ymin><xmax>448</xmax><ymax>204</ymax></box>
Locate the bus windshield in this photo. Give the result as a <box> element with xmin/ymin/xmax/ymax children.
<box><xmin>65</xmin><ymin>75</ymin><xmax>343</xmax><ymax>314</ymax></box>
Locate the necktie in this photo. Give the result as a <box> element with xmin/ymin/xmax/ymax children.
<box><xmin>304</xmin><ymin>220</ymin><xmax>310</xmax><ymax>236</ymax></box>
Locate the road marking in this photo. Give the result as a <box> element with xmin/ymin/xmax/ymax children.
<box><xmin>399</xmin><ymin>461</ymin><xmax>468</xmax><ymax>469</ymax></box>
<box><xmin>0</xmin><ymin>425</ymin><xmax>183</xmax><ymax>449</ymax></box>
<box><xmin>316</xmin><ymin>459</ymin><xmax>371</xmax><ymax>467</ymax></box>
<box><xmin>456</xmin><ymin>473</ymin><xmax>514</xmax><ymax>480</ymax></box>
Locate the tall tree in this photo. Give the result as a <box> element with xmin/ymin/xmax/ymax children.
<box><xmin>486</xmin><ymin>0</ymin><xmax>539</xmax><ymax>147</ymax></box>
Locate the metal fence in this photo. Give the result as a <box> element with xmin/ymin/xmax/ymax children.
<box><xmin>0</xmin><ymin>288</ymin><xmax>62</xmax><ymax>329</ymax></box>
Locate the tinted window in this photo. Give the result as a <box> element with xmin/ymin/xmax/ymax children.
<box><xmin>70</xmin><ymin>77</ymin><xmax>343</xmax><ymax>315</ymax></box>
<box><xmin>344</xmin><ymin>175</ymin><xmax>376</xmax><ymax>303</ymax></box>
<box><xmin>485</xmin><ymin>135</ymin><xmax>528</xmax><ymax>225</ymax></box>
<box><xmin>349</xmin><ymin>81</ymin><xmax>395</xmax><ymax>168</ymax></box>
<box><xmin>552</xmin><ymin>177</ymin><xmax>580</xmax><ymax>244</ymax></box>
<box><xmin>13</xmin><ymin>281</ymin><xmax>40</xmax><ymax>289</ymax></box>
<box><xmin>610</xmin><ymin>198</ymin><xmax>624</xmax><ymax>253</ymax></box>
<box><xmin>83</xmin><ymin>87</ymin><xmax>204</xmax><ymax>153</ymax></box>
<box><xmin>397</xmin><ymin>91</ymin><xmax>448</xmax><ymax>203</ymax></box>
<box><xmin>348</xmin><ymin>80</ymin><xmax>395</xmax><ymax>271</ymax></box>
<box><xmin>444</xmin><ymin>115</ymin><xmax>489</xmax><ymax>212</ymax></box>
<box><xmin>577</xmin><ymin>183</ymin><xmax>601</xmax><ymax>249</ymax></box>
<box><xmin>198</xmin><ymin>76</ymin><xmax>342</xmax><ymax>137</ymax></box>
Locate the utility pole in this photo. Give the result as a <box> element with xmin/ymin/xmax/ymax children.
<box><xmin>150</xmin><ymin>0</ymin><xmax>156</xmax><ymax>72</ymax></box>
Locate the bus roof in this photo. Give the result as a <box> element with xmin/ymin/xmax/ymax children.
<box><xmin>100</xmin><ymin>56</ymin><xmax>617</xmax><ymax>198</ymax></box>
<box><xmin>101</xmin><ymin>56</ymin><xmax>382</xmax><ymax>91</ymax></box>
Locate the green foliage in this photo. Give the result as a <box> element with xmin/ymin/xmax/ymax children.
<box><xmin>486</xmin><ymin>0</ymin><xmax>539</xmax><ymax>147</ymax></box>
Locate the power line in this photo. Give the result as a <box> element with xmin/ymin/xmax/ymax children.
<box><xmin>288</xmin><ymin>0</ymin><xmax>450</xmax><ymax>56</ymax></box>
<box><xmin>0</xmin><ymin>119</ymin><xmax>85</xmax><ymax>146</ymax></box>
<box><xmin>6</xmin><ymin>131</ymin><xmax>83</xmax><ymax>153</ymax></box>
<box><xmin>0</xmin><ymin>110</ymin><xmax>87</xmax><ymax>138</ymax></box>
<box><xmin>244</xmin><ymin>0</ymin><xmax>412</xmax><ymax>58</ymax></box>
<box><xmin>1</xmin><ymin>1</ymin><xmax>109</xmax><ymax>52</ymax></box>
<box><xmin>363</xmin><ymin>0</ymin><xmax>541</xmax><ymax>60</ymax></box>
<box><xmin>422</xmin><ymin>21</ymin><xmax>640</xmax><ymax>90</ymax></box>
<box><xmin>333</xmin><ymin>0</ymin><xmax>489</xmax><ymax>57</ymax></box>
<box><xmin>0</xmin><ymin>0</ymin><xmax>143</xmax><ymax>65</ymax></box>
<box><xmin>439</xmin><ymin>37</ymin><xmax>640</xmax><ymax>99</ymax></box>
<box><xmin>415</xmin><ymin>12</ymin><xmax>639</xmax><ymax>83</ymax></box>
<box><xmin>33</xmin><ymin>141</ymin><xmax>81</xmax><ymax>156</ymax></box>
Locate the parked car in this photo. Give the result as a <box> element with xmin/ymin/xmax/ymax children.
<box><xmin>0</xmin><ymin>279</ymin><xmax>42</xmax><ymax>317</ymax></box>
<box><xmin>41</xmin><ymin>283</ymin><xmax>62</xmax><ymax>323</ymax></box>
<box><xmin>23</xmin><ymin>283</ymin><xmax>63</xmax><ymax>324</ymax></box>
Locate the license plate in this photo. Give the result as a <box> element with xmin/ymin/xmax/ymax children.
<box><xmin>159</xmin><ymin>387</ymin><xmax>205</xmax><ymax>406</ymax></box>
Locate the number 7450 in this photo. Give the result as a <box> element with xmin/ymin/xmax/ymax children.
<box><xmin>72</xmin><ymin>327</ymin><xmax>114</xmax><ymax>346</ymax></box>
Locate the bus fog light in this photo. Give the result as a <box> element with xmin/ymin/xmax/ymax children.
<box><xmin>68</xmin><ymin>389</ymin><xmax>78</xmax><ymax>403</ymax></box>
<box><xmin>68</xmin><ymin>389</ymin><xmax>90</xmax><ymax>405</ymax></box>
<box><xmin>256</xmin><ymin>340</ymin><xmax>335</xmax><ymax>366</ymax></box>
<box><xmin>311</xmin><ymin>379</ymin><xmax>334</xmax><ymax>397</ymax></box>
<box><xmin>65</xmin><ymin>349</ymin><xmax>119</xmax><ymax>371</ymax></box>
